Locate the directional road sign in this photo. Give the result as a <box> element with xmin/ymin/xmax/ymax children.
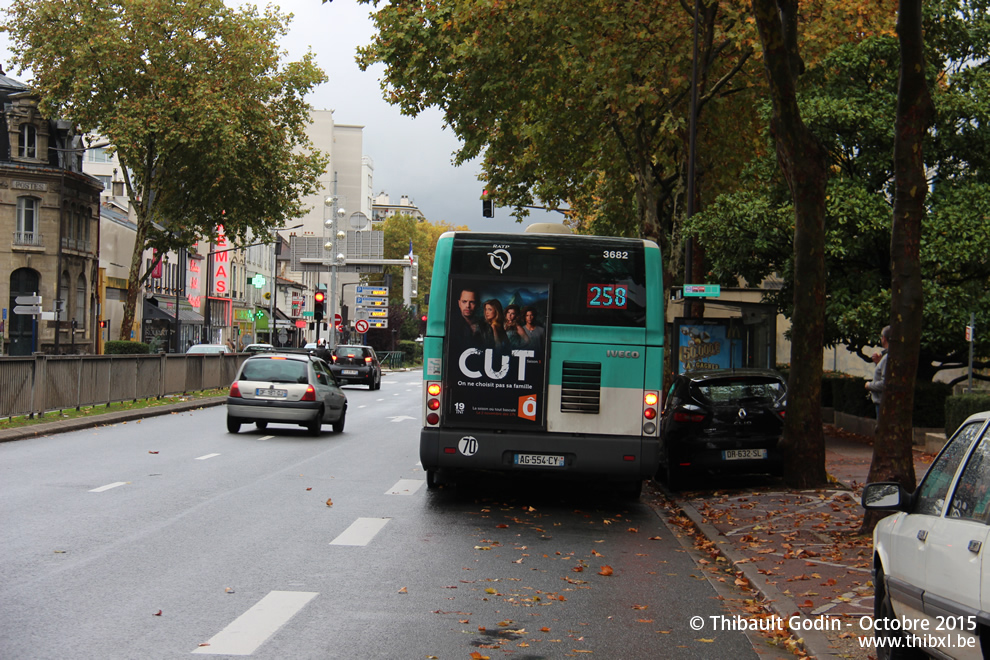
<box><xmin>15</xmin><ymin>295</ymin><xmax>43</xmax><ymax>305</ymax></box>
<box><xmin>355</xmin><ymin>286</ymin><xmax>388</xmax><ymax>297</ymax></box>
<box><xmin>14</xmin><ymin>305</ymin><xmax>42</xmax><ymax>315</ymax></box>
<box><xmin>355</xmin><ymin>296</ymin><xmax>388</xmax><ymax>307</ymax></box>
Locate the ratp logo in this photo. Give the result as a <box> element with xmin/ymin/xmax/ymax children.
<box><xmin>518</xmin><ymin>394</ymin><xmax>537</xmax><ymax>421</ymax></box>
<box><xmin>488</xmin><ymin>249</ymin><xmax>511</xmax><ymax>273</ymax></box>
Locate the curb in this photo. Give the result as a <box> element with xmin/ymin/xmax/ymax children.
<box><xmin>676</xmin><ymin>497</ymin><xmax>840</xmax><ymax>659</ymax></box>
<box><xmin>0</xmin><ymin>396</ymin><xmax>227</xmax><ymax>443</ymax></box>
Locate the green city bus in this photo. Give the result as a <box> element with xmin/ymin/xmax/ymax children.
<box><xmin>420</xmin><ymin>225</ymin><xmax>664</xmax><ymax>496</ymax></box>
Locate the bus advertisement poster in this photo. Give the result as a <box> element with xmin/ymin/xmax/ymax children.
<box><xmin>445</xmin><ymin>277</ymin><xmax>550</xmax><ymax>429</ymax></box>
<box><xmin>677</xmin><ymin>321</ymin><xmax>744</xmax><ymax>372</ymax></box>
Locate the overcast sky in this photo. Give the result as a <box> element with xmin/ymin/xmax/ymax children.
<box><xmin>1</xmin><ymin>0</ymin><xmax>559</xmax><ymax>233</ymax></box>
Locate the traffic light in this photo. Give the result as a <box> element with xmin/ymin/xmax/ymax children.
<box><xmin>482</xmin><ymin>189</ymin><xmax>493</xmax><ymax>218</ymax></box>
<box><xmin>99</xmin><ymin>319</ymin><xmax>108</xmax><ymax>329</ymax></box>
<box><xmin>314</xmin><ymin>290</ymin><xmax>325</xmax><ymax>321</ymax></box>
<box><xmin>420</xmin><ymin>314</ymin><xmax>427</xmax><ymax>335</ymax></box>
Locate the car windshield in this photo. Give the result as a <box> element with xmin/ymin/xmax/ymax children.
<box><xmin>335</xmin><ymin>347</ymin><xmax>368</xmax><ymax>359</ymax></box>
<box><xmin>695</xmin><ymin>379</ymin><xmax>784</xmax><ymax>405</ymax></box>
<box><xmin>240</xmin><ymin>359</ymin><xmax>309</xmax><ymax>384</ymax></box>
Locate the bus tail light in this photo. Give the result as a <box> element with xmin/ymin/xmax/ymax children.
<box><xmin>229</xmin><ymin>382</ymin><xmax>242</xmax><ymax>398</ymax></box>
<box><xmin>426</xmin><ymin>382</ymin><xmax>442</xmax><ymax>426</ymax></box>
<box><xmin>642</xmin><ymin>391</ymin><xmax>659</xmax><ymax>435</ymax></box>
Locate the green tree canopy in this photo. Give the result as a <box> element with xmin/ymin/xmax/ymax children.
<box><xmin>687</xmin><ymin>1</ymin><xmax>990</xmax><ymax>382</ymax></box>
<box><xmin>3</xmin><ymin>0</ymin><xmax>328</xmax><ymax>337</ymax></box>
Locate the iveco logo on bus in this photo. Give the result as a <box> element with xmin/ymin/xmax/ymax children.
<box><xmin>606</xmin><ymin>350</ymin><xmax>641</xmax><ymax>358</ymax></box>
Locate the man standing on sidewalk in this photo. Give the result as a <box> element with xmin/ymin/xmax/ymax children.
<box><xmin>865</xmin><ymin>325</ymin><xmax>891</xmax><ymax>418</ymax></box>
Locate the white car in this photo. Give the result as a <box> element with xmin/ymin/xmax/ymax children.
<box><xmin>863</xmin><ymin>410</ymin><xmax>990</xmax><ymax>659</ymax></box>
<box><xmin>186</xmin><ymin>343</ymin><xmax>230</xmax><ymax>354</ymax></box>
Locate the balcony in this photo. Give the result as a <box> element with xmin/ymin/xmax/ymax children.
<box><xmin>13</xmin><ymin>231</ymin><xmax>43</xmax><ymax>247</ymax></box>
<box><xmin>61</xmin><ymin>236</ymin><xmax>93</xmax><ymax>254</ymax></box>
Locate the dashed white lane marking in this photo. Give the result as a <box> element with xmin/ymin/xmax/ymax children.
<box><xmin>191</xmin><ymin>590</ymin><xmax>318</xmax><ymax>655</ymax></box>
<box><xmin>89</xmin><ymin>482</ymin><xmax>127</xmax><ymax>492</ymax></box>
<box><xmin>329</xmin><ymin>517</ymin><xmax>391</xmax><ymax>546</ymax></box>
<box><xmin>257</xmin><ymin>435</ymin><xmax>274</xmax><ymax>442</ymax></box>
<box><xmin>195</xmin><ymin>453</ymin><xmax>221</xmax><ymax>460</ymax></box>
<box><xmin>386</xmin><ymin>479</ymin><xmax>425</xmax><ymax>496</ymax></box>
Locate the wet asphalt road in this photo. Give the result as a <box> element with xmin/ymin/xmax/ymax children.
<box><xmin>0</xmin><ymin>370</ymin><xmax>770</xmax><ymax>659</ymax></box>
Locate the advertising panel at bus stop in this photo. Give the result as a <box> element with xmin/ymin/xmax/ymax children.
<box><xmin>445</xmin><ymin>276</ymin><xmax>551</xmax><ymax>430</ymax></box>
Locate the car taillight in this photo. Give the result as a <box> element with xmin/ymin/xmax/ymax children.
<box><xmin>229</xmin><ymin>381</ymin><xmax>242</xmax><ymax>398</ymax></box>
<box><xmin>301</xmin><ymin>385</ymin><xmax>317</xmax><ymax>401</ymax></box>
<box><xmin>777</xmin><ymin>410</ymin><xmax>786</xmax><ymax>419</ymax></box>
<box><xmin>673</xmin><ymin>411</ymin><xmax>705</xmax><ymax>423</ymax></box>
<box><xmin>365</xmin><ymin>356</ymin><xmax>372</xmax><ymax>363</ymax></box>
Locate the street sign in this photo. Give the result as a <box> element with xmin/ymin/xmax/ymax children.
<box><xmin>15</xmin><ymin>295</ymin><xmax>42</xmax><ymax>305</ymax></box>
<box><xmin>13</xmin><ymin>305</ymin><xmax>42</xmax><ymax>315</ymax></box>
<box><xmin>354</xmin><ymin>319</ymin><xmax>370</xmax><ymax>333</ymax></box>
<box><xmin>355</xmin><ymin>286</ymin><xmax>388</xmax><ymax>297</ymax></box>
<box><xmin>294</xmin><ymin>319</ymin><xmax>307</xmax><ymax>329</ymax></box>
<box><xmin>355</xmin><ymin>296</ymin><xmax>388</xmax><ymax>307</ymax></box>
<box><xmin>368</xmin><ymin>319</ymin><xmax>388</xmax><ymax>328</ymax></box>
<box><xmin>302</xmin><ymin>311</ymin><xmax>314</xmax><ymax>318</ymax></box>
<box><xmin>369</xmin><ymin>309</ymin><xmax>388</xmax><ymax>318</ymax></box>
<box><xmin>334</xmin><ymin>313</ymin><xmax>342</xmax><ymax>326</ymax></box>
<box><xmin>683</xmin><ymin>284</ymin><xmax>721</xmax><ymax>297</ymax></box>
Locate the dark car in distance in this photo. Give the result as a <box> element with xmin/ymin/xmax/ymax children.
<box><xmin>657</xmin><ymin>368</ymin><xmax>786</xmax><ymax>490</ymax></box>
<box><xmin>329</xmin><ymin>345</ymin><xmax>382</xmax><ymax>390</ymax></box>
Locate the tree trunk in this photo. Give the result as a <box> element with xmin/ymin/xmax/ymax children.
<box><xmin>119</xmin><ymin>212</ymin><xmax>150</xmax><ymax>342</ymax></box>
<box><xmin>862</xmin><ymin>0</ymin><xmax>933</xmax><ymax>533</ymax></box>
<box><xmin>752</xmin><ymin>0</ymin><xmax>828</xmax><ymax>488</ymax></box>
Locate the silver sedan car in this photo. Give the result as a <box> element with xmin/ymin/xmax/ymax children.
<box><xmin>226</xmin><ymin>352</ymin><xmax>347</xmax><ymax>436</ymax></box>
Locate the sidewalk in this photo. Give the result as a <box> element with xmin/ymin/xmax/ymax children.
<box><xmin>664</xmin><ymin>427</ymin><xmax>933</xmax><ymax>659</ymax></box>
<box><xmin>0</xmin><ymin>396</ymin><xmax>227</xmax><ymax>443</ymax></box>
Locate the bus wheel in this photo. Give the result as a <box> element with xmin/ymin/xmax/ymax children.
<box><xmin>426</xmin><ymin>469</ymin><xmax>440</xmax><ymax>489</ymax></box>
<box><xmin>624</xmin><ymin>479</ymin><xmax>643</xmax><ymax>499</ymax></box>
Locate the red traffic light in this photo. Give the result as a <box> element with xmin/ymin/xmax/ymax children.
<box><xmin>421</xmin><ymin>315</ymin><xmax>427</xmax><ymax>322</ymax></box>
<box><xmin>314</xmin><ymin>291</ymin><xmax>326</xmax><ymax>303</ymax></box>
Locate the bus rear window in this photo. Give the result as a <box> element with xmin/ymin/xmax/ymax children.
<box><xmin>451</xmin><ymin>234</ymin><xmax>647</xmax><ymax>327</ymax></box>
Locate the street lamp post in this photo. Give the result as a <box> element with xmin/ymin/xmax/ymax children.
<box><xmin>323</xmin><ymin>195</ymin><xmax>346</xmax><ymax>346</ymax></box>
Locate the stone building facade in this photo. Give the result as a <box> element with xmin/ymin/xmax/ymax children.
<box><xmin>1</xmin><ymin>70</ymin><xmax>103</xmax><ymax>356</ymax></box>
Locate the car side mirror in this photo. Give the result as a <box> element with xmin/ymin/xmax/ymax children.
<box><xmin>861</xmin><ymin>482</ymin><xmax>912</xmax><ymax>512</ymax></box>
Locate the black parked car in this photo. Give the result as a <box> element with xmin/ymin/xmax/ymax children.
<box><xmin>329</xmin><ymin>345</ymin><xmax>382</xmax><ymax>390</ymax></box>
<box><xmin>658</xmin><ymin>368</ymin><xmax>787</xmax><ymax>490</ymax></box>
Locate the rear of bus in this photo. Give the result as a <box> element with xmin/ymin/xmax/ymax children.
<box><xmin>420</xmin><ymin>230</ymin><xmax>664</xmax><ymax>491</ymax></box>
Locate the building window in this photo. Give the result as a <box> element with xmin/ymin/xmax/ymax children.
<box><xmin>19</xmin><ymin>124</ymin><xmax>37</xmax><ymax>159</ymax></box>
<box><xmin>14</xmin><ymin>197</ymin><xmax>41</xmax><ymax>245</ymax></box>
<box><xmin>95</xmin><ymin>175</ymin><xmax>112</xmax><ymax>190</ymax></box>
<box><xmin>87</xmin><ymin>147</ymin><xmax>113</xmax><ymax>163</ymax></box>
<box><xmin>76</xmin><ymin>274</ymin><xmax>87</xmax><ymax>327</ymax></box>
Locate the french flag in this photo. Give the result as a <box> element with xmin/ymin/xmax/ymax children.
<box><xmin>408</xmin><ymin>239</ymin><xmax>414</xmax><ymax>265</ymax></box>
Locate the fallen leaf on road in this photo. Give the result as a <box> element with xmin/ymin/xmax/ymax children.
<box><xmin>225</xmin><ymin>587</ymin><xmax>234</xmax><ymax>593</ymax></box>
<box><xmin>598</xmin><ymin>566</ymin><xmax>613</xmax><ymax>576</ymax></box>
<box><xmin>627</xmin><ymin>528</ymin><xmax>639</xmax><ymax>533</ymax></box>
<box><xmin>398</xmin><ymin>587</ymin><xmax>407</xmax><ymax>594</ymax></box>
<box><xmin>800</xmin><ymin>600</ymin><xmax>814</xmax><ymax>608</ymax></box>
<box><xmin>148</xmin><ymin>450</ymin><xmax>159</xmax><ymax>454</ymax></box>
<box><xmin>632</xmin><ymin>605</ymin><xmax>648</xmax><ymax>610</ymax></box>
<box><xmin>326</xmin><ymin>498</ymin><xmax>333</xmax><ymax>507</ymax></box>
<box><xmin>306</xmin><ymin>487</ymin><xmax>312</xmax><ymax>491</ymax></box>
<box><xmin>198</xmin><ymin>643</ymin><xmax>209</xmax><ymax>647</ymax></box>
<box><xmin>540</xmin><ymin>627</ymin><xmax>551</xmax><ymax>632</ymax></box>
<box><xmin>470</xmin><ymin>653</ymin><xmax>489</xmax><ymax>660</ymax></box>
<box><xmin>696</xmin><ymin>638</ymin><xmax>715</xmax><ymax>642</ymax></box>
<box><xmin>154</xmin><ymin>610</ymin><xmax>162</xmax><ymax>616</ymax></box>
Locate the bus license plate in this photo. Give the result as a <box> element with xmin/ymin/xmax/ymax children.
<box><xmin>256</xmin><ymin>388</ymin><xmax>287</xmax><ymax>398</ymax></box>
<box><xmin>723</xmin><ymin>449</ymin><xmax>767</xmax><ymax>460</ymax></box>
<box><xmin>342</xmin><ymin>370</ymin><xmax>359</xmax><ymax>376</ymax></box>
<box><xmin>514</xmin><ymin>453</ymin><xmax>565</xmax><ymax>467</ymax></box>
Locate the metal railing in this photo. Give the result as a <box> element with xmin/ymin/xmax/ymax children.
<box><xmin>13</xmin><ymin>231</ymin><xmax>43</xmax><ymax>246</ymax></box>
<box><xmin>0</xmin><ymin>353</ymin><xmax>247</xmax><ymax>419</ymax></box>
<box><xmin>379</xmin><ymin>351</ymin><xmax>405</xmax><ymax>370</ymax></box>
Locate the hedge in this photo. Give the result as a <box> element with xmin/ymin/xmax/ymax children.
<box><xmin>105</xmin><ymin>340</ymin><xmax>150</xmax><ymax>355</ymax></box>
<box><xmin>397</xmin><ymin>339</ymin><xmax>422</xmax><ymax>363</ymax></box>
<box><xmin>777</xmin><ymin>363</ymin><xmax>953</xmax><ymax>427</ymax></box>
<box><xmin>945</xmin><ymin>394</ymin><xmax>990</xmax><ymax>438</ymax></box>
